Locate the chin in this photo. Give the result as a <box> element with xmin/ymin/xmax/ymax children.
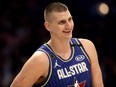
<box><xmin>65</xmin><ymin>35</ymin><xmax>72</xmax><ymax>39</ymax></box>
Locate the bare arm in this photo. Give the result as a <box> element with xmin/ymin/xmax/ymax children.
<box><xmin>79</xmin><ymin>38</ymin><xmax>104</xmax><ymax>87</ymax></box>
<box><xmin>10</xmin><ymin>51</ymin><xmax>49</xmax><ymax>87</ymax></box>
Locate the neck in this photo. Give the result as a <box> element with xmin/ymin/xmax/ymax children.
<box><xmin>47</xmin><ymin>38</ymin><xmax>71</xmax><ymax>53</ymax></box>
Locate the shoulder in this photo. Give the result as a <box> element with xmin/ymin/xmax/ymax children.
<box><xmin>29</xmin><ymin>51</ymin><xmax>49</xmax><ymax>66</ymax></box>
<box><xmin>71</xmin><ymin>37</ymin><xmax>95</xmax><ymax>50</ymax></box>
<box><xmin>78</xmin><ymin>38</ymin><xmax>98</xmax><ymax>60</ymax></box>
<box><xmin>78</xmin><ymin>38</ymin><xmax>96</xmax><ymax>51</ymax></box>
<box><xmin>23</xmin><ymin>50</ymin><xmax>49</xmax><ymax>76</ymax></box>
<box><xmin>78</xmin><ymin>38</ymin><xmax>95</xmax><ymax>49</ymax></box>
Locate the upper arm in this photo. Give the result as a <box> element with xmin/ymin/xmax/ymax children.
<box><xmin>79</xmin><ymin>38</ymin><xmax>104</xmax><ymax>87</ymax></box>
<box><xmin>10</xmin><ymin>51</ymin><xmax>49</xmax><ymax>87</ymax></box>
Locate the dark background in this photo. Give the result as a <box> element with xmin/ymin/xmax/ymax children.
<box><xmin>0</xmin><ymin>0</ymin><xmax>116</xmax><ymax>87</ymax></box>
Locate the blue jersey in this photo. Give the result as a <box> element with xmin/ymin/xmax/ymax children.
<box><xmin>34</xmin><ymin>38</ymin><xmax>92</xmax><ymax>87</ymax></box>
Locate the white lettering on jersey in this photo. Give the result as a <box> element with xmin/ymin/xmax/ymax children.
<box><xmin>57</xmin><ymin>62</ymin><xmax>88</xmax><ymax>79</ymax></box>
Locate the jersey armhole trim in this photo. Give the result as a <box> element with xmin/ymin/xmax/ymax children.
<box><xmin>37</xmin><ymin>49</ymin><xmax>52</xmax><ymax>87</ymax></box>
<box><xmin>74</xmin><ymin>38</ymin><xmax>91</xmax><ymax>63</ymax></box>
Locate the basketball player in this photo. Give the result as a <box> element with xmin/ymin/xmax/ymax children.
<box><xmin>10</xmin><ymin>2</ymin><xmax>104</xmax><ymax>87</ymax></box>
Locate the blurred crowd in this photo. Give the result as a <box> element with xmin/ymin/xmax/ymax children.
<box><xmin>0</xmin><ymin>0</ymin><xmax>116</xmax><ymax>87</ymax></box>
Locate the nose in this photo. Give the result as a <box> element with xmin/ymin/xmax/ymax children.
<box><xmin>65</xmin><ymin>21</ymin><xmax>71</xmax><ymax>29</ymax></box>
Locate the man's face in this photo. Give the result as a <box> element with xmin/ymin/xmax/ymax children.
<box><xmin>46</xmin><ymin>10</ymin><xmax>74</xmax><ymax>40</ymax></box>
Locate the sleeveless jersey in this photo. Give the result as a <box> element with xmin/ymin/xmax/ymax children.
<box><xmin>34</xmin><ymin>38</ymin><xmax>92</xmax><ymax>87</ymax></box>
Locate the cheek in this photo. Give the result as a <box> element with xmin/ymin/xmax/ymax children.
<box><xmin>71</xmin><ymin>22</ymin><xmax>74</xmax><ymax>29</ymax></box>
<box><xmin>51</xmin><ymin>24</ymin><xmax>64</xmax><ymax>34</ymax></box>
<box><xmin>50</xmin><ymin>27</ymin><xmax>59</xmax><ymax>34</ymax></box>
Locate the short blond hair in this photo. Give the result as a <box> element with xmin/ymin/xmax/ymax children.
<box><xmin>44</xmin><ymin>2</ymin><xmax>68</xmax><ymax>21</ymax></box>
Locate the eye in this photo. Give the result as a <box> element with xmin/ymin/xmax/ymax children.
<box><xmin>59</xmin><ymin>20</ymin><xmax>66</xmax><ymax>25</ymax></box>
<box><xmin>68</xmin><ymin>17</ymin><xmax>73</xmax><ymax>22</ymax></box>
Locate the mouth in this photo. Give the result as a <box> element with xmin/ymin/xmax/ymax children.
<box><xmin>63</xmin><ymin>30</ymin><xmax>71</xmax><ymax>33</ymax></box>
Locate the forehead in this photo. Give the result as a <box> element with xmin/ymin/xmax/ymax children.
<box><xmin>50</xmin><ymin>10</ymin><xmax>72</xmax><ymax>21</ymax></box>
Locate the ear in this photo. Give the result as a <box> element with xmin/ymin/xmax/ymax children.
<box><xmin>44</xmin><ymin>21</ymin><xmax>50</xmax><ymax>31</ymax></box>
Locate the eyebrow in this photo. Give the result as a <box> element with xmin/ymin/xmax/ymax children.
<box><xmin>59</xmin><ymin>16</ymin><xmax>72</xmax><ymax>22</ymax></box>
